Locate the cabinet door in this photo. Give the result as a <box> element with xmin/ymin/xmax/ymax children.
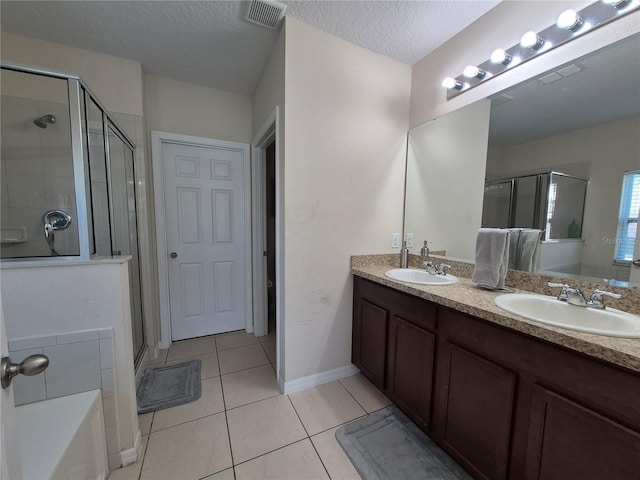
<box><xmin>524</xmin><ymin>385</ymin><xmax>640</xmax><ymax>480</ymax></box>
<box><xmin>387</xmin><ymin>315</ymin><xmax>435</xmax><ymax>431</ymax></box>
<box><xmin>436</xmin><ymin>341</ymin><xmax>516</xmax><ymax>480</ymax></box>
<box><xmin>353</xmin><ymin>297</ymin><xmax>388</xmax><ymax>389</ymax></box>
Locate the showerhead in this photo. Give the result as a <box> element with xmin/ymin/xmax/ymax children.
<box><xmin>34</xmin><ymin>114</ymin><xmax>57</xmax><ymax>129</ymax></box>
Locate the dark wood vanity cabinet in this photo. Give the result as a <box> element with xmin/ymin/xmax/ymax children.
<box><xmin>435</xmin><ymin>341</ymin><xmax>516</xmax><ymax>480</ymax></box>
<box><xmin>524</xmin><ymin>386</ymin><xmax>640</xmax><ymax>480</ymax></box>
<box><xmin>352</xmin><ymin>276</ymin><xmax>640</xmax><ymax>480</ymax></box>
<box><xmin>352</xmin><ymin>276</ymin><xmax>437</xmax><ymax>430</ymax></box>
<box><xmin>387</xmin><ymin>314</ymin><xmax>435</xmax><ymax>430</ymax></box>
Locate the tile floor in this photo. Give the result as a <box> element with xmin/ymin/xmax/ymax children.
<box><xmin>108</xmin><ymin>330</ymin><xmax>393</xmax><ymax>480</ymax></box>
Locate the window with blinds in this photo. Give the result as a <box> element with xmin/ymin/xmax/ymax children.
<box><xmin>615</xmin><ymin>170</ymin><xmax>640</xmax><ymax>263</ymax></box>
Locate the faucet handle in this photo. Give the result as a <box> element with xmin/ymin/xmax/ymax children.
<box><xmin>548</xmin><ymin>282</ymin><xmax>570</xmax><ymax>301</ymax></box>
<box><xmin>438</xmin><ymin>263</ymin><xmax>452</xmax><ymax>275</ymax></box>
<box><xmin>588</xmin><ymin>289</ymin><xmax>621</xmax><ymax>309</ymax></box>
<box><xmin>591</xmin><ymin>289</ymin><xmax>621</xmax><ymax>299</ymax></box>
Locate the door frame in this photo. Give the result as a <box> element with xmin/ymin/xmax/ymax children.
<box><xmin>151</xmin><ymin>131</ymin><xmax>252</xmax><ymax>349</ymax></box>
<box><xmin>251</xmin><ymin>107</ymin><xmax>283</xmax><ymax>377</ymax></box>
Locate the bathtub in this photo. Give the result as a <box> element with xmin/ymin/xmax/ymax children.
<box><xmin>16</xmin><ymin>390</ymin><xmax>108</xmax><ymax>480</ymax></box>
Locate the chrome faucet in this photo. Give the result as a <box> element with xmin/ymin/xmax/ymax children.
<box><xmin>548</xmin><ymin>282</ymin><xmax>621</xmax><ymax>309</ymax></box>
<box><xmin>566</xmin><ymin>288</ymin><xmax>588</xmax><ymax>307</ymax></box>
<box><xmin>424</xmin><ymin>261</ymin><xmax>451</xmax><ymax>276</ymax></box>
<box><xmin>587</xmin><ymin>289</ymin><xmax>622</xmax><ymax>309</ymax></box>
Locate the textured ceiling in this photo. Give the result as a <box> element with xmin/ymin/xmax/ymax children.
<box><xmin>0</xmin><ymin>1</ymin><xmax>500</xmax><ymax>95</ymax></box>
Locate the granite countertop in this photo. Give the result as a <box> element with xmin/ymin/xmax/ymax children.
<box><xmin>352</xmin><ymin>263</ymin><xmax>640</xmax><ymax>374</ymax></box>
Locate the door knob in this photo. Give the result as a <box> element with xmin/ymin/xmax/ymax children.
<box><xmin>1</xmin><ymin>354</ymin><xmax>49</xmax><ymax>389</ymax></box>
<box><xmin>170</xmin><ymin>252</ymin><xmax>178</xmax><ymax>259</ymax></box>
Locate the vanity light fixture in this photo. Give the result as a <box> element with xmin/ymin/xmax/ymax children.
<box><xmin>490</xmin><ymin>48</ymin><xmax>513</xmax><ymax>65</ymax></box>
<box><xmin>463</xmin><ymin>65</ymin><xmax>487</xmax><ymax>79</ymax></box>
<box><xmin>520</xmin><ymin>31</ymin><xmax>546</xmax><ymax>50</ymax></box>
<box><xmin>442</xmin><ymin>0</ymin><xmax>639</xmax><ymax>99</ymax></box>
<box><xmin>442</xmin><ymin>77</ymin><xmax>464</xmax><ymax>90</ymax></box>
<box><xmin>557</xmin><ymin>9</ymin><xmax>585</xmax><ymax>30</ymax></box>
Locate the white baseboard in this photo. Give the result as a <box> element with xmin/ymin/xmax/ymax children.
<box><xmin>120</xmin><ymin>430</ymin><xmax>142</xmax><ymax>467</ymax></box>
<box><xmin>282</xmin><ymin>364</ymin><xmax>360</xmax><ymax>394</ymax></box>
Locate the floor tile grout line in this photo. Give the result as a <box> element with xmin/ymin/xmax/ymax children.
<box><xmin>337</xmin><ymin>377</ymin><xmax>371</xmax><ymax>415</ymax></box>
<box><xmin>219</xmin><ymin>359</ymin><xmax>272</xmax><ymax>377</ymax></box>
<box><xmin>224</xmin><ymin>390</ymin><xmax>283</xmax><ymax>412</ymax></box>
<box><xmin>214</xmin><ymin>340</ymin><xmax>236</xmax><ymax>470</ymax></box>
<box><xmin>286</xmin><ymin>394</ymin><xmax>312</xmax><ymax>438</ymax></box>
<box><xmin>231</xmin><ymin>437</ymin><xmax>312</xmax><ymax>469</ymax></box>
<box><xmin>147</xmin><ymin>408</ymin><xmax>227</xmax><ymax>435</ymax></box>
<box><xmin>308</xmin><ymin>432</ymin><xmax>333</xmax><ymax>480</ymax></box>
<box><xmin>310</xmin><ymin>414</ymin><xmax>370</xmax><ymax>439</ymax></box>
<box><xmin>135</xmin><ymin>428</ymin><xmax>151</xmax><ymax>480</ymax></box>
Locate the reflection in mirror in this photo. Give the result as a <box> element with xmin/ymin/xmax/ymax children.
<box><xmin>404</xmin><ymin>33</ymin><xmax>640</xmax><ymax>288</ymax></box>
<box><xmin>0</xmin><ymin>69</ymin><xmax>80</xmax><ymax>258</ymax></box>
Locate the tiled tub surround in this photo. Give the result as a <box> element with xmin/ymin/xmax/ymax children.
<box><xmin>8</xmin><ymin>328</ymin><xmax>119</xmax><ymax>466</ymax></box>
<box><xmin>1</xmin><ymin>259</ymin><xmax>141</xmax><ymax>470</ymax></box>
<box><xmin>351</xmin><ymin>255</ymin><xmax>640</xmax><ymax>373</ymax></box>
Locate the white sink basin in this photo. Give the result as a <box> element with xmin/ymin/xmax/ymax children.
<box><xmin>495</xmin><ymin>294</ymin><xmax>640</xmax><ymax>338</ymax></box>
<box><xmin>384</xmin><ymin>268</ymin><xmax>458</xmax><ymax>286</ymax></box>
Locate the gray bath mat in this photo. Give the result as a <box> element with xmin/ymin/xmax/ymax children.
<box><xmin>336</xmin><ymin>405</ymin><xmax>472</xmax><ymax>480</ymax></box>
<box><xmin>137</xmin><ymin>360</ymin><xmax>201</xmax><ymax>414</ymax></box>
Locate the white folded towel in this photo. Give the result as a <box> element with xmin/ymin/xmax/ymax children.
<box><xmin>472</xmin><ymin>228</ymin><xmax>510</xmax><ymax>289</ymax></box>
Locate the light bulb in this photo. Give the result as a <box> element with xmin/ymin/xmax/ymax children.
<box><xmin>441</xmin><ymin>77</ymin><xmax>463</xmax><ymax>90</ymax></box>
<box><xmin>601</xmin><ymin>0</ymin><xmax>627</xmax><ymax>6</ymax></box>
<box><xmin>520</xmin><ymin>31</ymin><xmax>545</xmax><ymax>50</ymax></box>
<box><xmin>463</xmin><ymin>65</ymin><xmax>486</xmax><ymax>79</ymax></box>
<box><xmin>490</xmin><ymin>48</ymin><xmax>513</xmax><ymax>65</ymax></box>
<box><xmin>557</xmin><ymin>9</ymin><xmax>584</xmax><ymax>30</ymax></box>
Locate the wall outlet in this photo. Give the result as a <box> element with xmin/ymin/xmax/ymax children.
<box><xmin>406</xmin><ymin>233</ymin><xmax>414</xmax><ymax>248</ymax></box>
<box><xmin>392</xmin><ymin>233</ymin><xmax>400</xmax><ymax>248</ymax></box>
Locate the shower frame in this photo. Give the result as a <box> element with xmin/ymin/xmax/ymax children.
<box><xmin>1</xmin><ymin>61</ymin><xmax>139</xmax><ymax>260</ymax></box>
<box><xmin>1</xmin><ymin>62</ymin><xmax>147</xmax><ymax>367</ymax></box>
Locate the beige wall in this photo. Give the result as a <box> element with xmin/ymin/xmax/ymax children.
<box><xmin>144</xmin><ymin>74</ymin><xmax>252</xmax><ymax>144</ymax></box>
<box><xmin>410</xmin><ymin>1</ymin><xmax>640</xmax><ymax>128</ymax></box>
<box><xmin>491</xmin><ymin>116</ymin><xmax>640</xmax><ymax>271</ymax></box>
<box><xmin>1</xmin><ymin>32</ymin><xmax>144</xmax><ymax>116</ymax></box>
<box><xmin>252</xmin><ymin>27</ymin><xmax>285</xmax><ymax>136</ymax></box>
<box><xmin>282</xmin><ymin>18</ymin><xmax>411</xmax><ymax>382</ymax></box>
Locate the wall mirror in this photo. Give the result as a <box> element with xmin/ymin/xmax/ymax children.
<box><xmin>404</xmin><ymin>33</ymin><xmax>640</xmax><ymax>288</ymax></box>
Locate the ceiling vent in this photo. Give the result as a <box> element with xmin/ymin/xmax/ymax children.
<box><xmin>245</xmin><ymin>0</ymin><xmax>287</xmax><ymax>29</ymax></box>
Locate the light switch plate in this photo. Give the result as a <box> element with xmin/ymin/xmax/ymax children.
<box><xmin>392</xmin><ymin>233</ymin><xmax>400</xmax><ymax>248</ymax></box>
<box><xmin>406</xmin><ymin>233</ymin><xmax>414</xmax><ymax>248</ymax></box>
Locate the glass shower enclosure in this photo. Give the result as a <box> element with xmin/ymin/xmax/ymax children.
<box><xmin>482</xmin><ymin>172</ymin><xmax>588</xmax><ymax>241</ymax></box>
<box><xmin>0</xmin><ymin>64</ymin><xmax>146</xmax><ymax>368</ymax></box>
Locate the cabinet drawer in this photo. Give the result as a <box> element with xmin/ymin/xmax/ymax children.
<box><xmin>358</xmin><ymin>277</ymin><xmax>436</xmax><ymax>331</ymax></box>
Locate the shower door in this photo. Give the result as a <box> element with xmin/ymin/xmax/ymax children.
<box><xmin>106</xmin><ymin>122</ymin><xmax>145</xmax><ymax>367</ymax></box>
<box><xmin>0</xmin><ymin>69</ymin><xmax>80</xmax><ymax>259</ymax></box>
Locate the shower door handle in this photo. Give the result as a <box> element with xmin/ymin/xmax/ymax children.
<box><xmin>170</xmin><ymin>252</ymin><xmax>178</xmax><ymax>259</ymax></box>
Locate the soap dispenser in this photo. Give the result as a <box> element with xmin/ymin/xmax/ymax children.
<box><xmin>420</xmin><ymin>240</ymin><xmax>429</xmax><ymax>262</ymax></box>
<box><xmin>400</xmin><ymin>241</ymin><xmax>409</xmax><ymax>268</ymax></box>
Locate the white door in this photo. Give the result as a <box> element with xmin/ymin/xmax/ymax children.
<box><xmin>162</xmin><ymin>142</ymin><xmax>248</xmax><ymax>340</ymax></box>
<box><xmin>1</xmin><ymin>303</ymin><xmax>23</xmax><ymax>480</ymax></box>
